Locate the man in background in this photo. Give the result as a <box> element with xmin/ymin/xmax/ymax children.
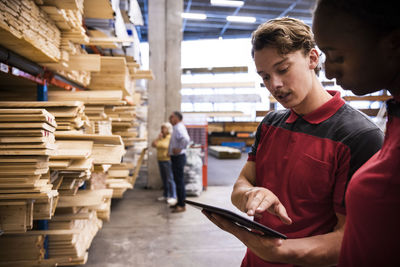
<box><xmin>168</xmin><ymin>111</ymin><xmax>190</xmax><ymax>213</ymax></box>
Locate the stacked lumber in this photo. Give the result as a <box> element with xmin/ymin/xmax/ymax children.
<box><xmin>0</xmin><ymin>101</ymin><xmax>88</xmax><ymax>132</ymax></box>
<box><xmin>89</xmin><ymin>56</ymin><xmax>133</xmax><ymax>96</ymax></box>
<box><xmin>105</xmin><ymin>105</ymin><xmax>138</xmax><ymax>146</ymax></box>
<box><xmin>54</xmin><ymin>132</ymin><xmax>126</xmax><ymax>165</ymax></box>
<box><xmin>38</xmin><ymin>0</ymin><xmax>87</xmax><ymax>44</ymax></box>
<box><xmin>46</xmin><ymin>208</ymin><xmax>102</xmax><ymax>264</ymax></box>
<box><xmin>57</xmin><ymin>189</ymin><xmax>113</xmax><ymax>221</ymax></box>
<box><xmin>48</xmin><ymin>90</ymin><xmax>127</xmax><ymax>134</ymax></box>
<box><xmin>0</xmin><ymin>0</ymin><xmax>61</xmax><ymax>63</ymax></box>
<box><xmin>37</xmin><ymin>0</ymin><xmax>92</xmax><ymax>87</ymax></box>
<box><xmin>53</xmin><ymin>48</ymin><xmax>92</xmax><ymax>87</ymax></box>
<box><xmin>209</xmin><ymin>145</ymin><xmax>242</xmax><ymax>159</ymax></box>
<box><xmin>50</xmin><ymin>138</ymin><xmax>94</xmax><ymax>196</ymax></box>
<box><xmin>0</xmin><ymin>235</ymin><xmax>45</xmax><ymax>264</ymax></box>
<box><xmin>106</xmin><ymin>163</ymin><xmax>135</xmax><ymax>198</ymax></box>
<box><xmin>0</xmin><ymin>108</ymin><xmax>58</xmax><ymax>233</ymax></box>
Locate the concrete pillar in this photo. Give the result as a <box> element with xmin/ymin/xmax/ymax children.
<box><xmin>147</xmin><ymin>0</ymin><xmax>183</xmax><ymax>189</ymax></box>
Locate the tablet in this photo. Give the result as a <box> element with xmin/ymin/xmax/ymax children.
<box><xmin>185</xmin><ymin>200</ymin><xmax>287</xmax><ymax>239</ymax></box>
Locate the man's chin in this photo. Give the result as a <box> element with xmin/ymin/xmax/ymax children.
<box><xmin>338</xmin><ymin>82</ymin><xmax>378</xmax><ymax>96</ymax></box>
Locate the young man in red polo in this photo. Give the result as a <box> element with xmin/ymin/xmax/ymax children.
<box><xmin>203</xmin><ymin>17</ymin><xmax>384</xmax><ymax>266</ymax></box>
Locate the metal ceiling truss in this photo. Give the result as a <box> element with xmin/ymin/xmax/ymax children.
<box><xmin>136</xmin><ymin>0</ymin><xmax>316</xmax><ymax>41</ymax></box>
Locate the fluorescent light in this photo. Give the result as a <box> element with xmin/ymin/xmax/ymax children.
<box><xmin>226</xmin><ymin>16</ymin><xmax>256</xmax><ymax>23</ymax></box>
<box><xmin>211</xmin><ymin>0</ymin><xmax>244</xmax><ymax>7</ymax></box>
<box><xmin>181</xmin><ymin>13</ymin><xmax>207</xmax><ymax>20</ymax></box>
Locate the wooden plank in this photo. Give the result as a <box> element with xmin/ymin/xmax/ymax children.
<box><xmin>343</xmin><ymin>95</ymin><xmax>392</xmax><ymax>102</ymax></box>
<box><xmin>88</xmin><ymin>37</ymin><xmax>135</xmax><ymax>44</ymax></box>
<box><xmin>0</xmin><ymin>201</ymin><xmax>28</xmax><ymax>232</ymax></box>
<box><xmin>51</xmin><ymin>140</ymin><xmax>93</xmax><ymax>159</ymax></box>
<box><xmin>0</xmin><ymin>129</ymin><xmax>53</xmax><ymax>137</ymax></box>
<box><xmin>57</xmin><ymin>189</ymin><xmax>113</xmax><ymax>208</ymax></box>
<box><xmin>223</xmin><ymin>122</ymin><xmax>259</xmax><ymax>132</ymax></box>
<box><xmin>41</xmin><ymin>0</ymin><xmax>80</xmax><ymax>11</ymax></box>
<box><xmin>209</xmin><ymin>145</ymin><xmax>242</xmax><ymax>159</ymax></box>
<box><xmin>67</xmin><ymin>54</ymin><xmax>100</xmax><ymax>71</ymax></box>
<box><xmin>359</xmin><ymin>108</ymin><xmax>386</xmax><ymax>117</ymax></box>
<box><xmin>84</xmin><ymin>0</ymin><xmax>113</xmax><ymax>19</ymax></box>
<box><xmin>52</xmin><ymin>158</ymin><xmax>92</xmax><ymax>171</ymax></box>
<box><xmin>54</xmin><ymin>132</ymin><xmax>123</xmax><ymax>145</ymax></box>
<box><xmin>131</xmin><ymin>69</ymin><xmax>154</xmax><ymax>80</ymax></box>
<box><xmin>0</xmin><ymin>190</ymin><xmax>58</xmax><ymax>200</ymax></box>
<box><xmin>0</xmin><ymin>136</ymin><xmax>54</xmax><ymax>143</ymax></box>
<box><xmin>0</xmin><ymin>156</ymin><xmax>48</xmax><ymax>163</ymax></box>
<box><xmin>0</xmin><ymin>122</ymin><xmax>55</xmax><ymax>132</ymax></box>
<box><xmin>0</xmin><ymin>101</ymin><xmax>83</xmax><ymax>108</ymax></box>
<box><xmin>0</xmin><ymin>27</ymin><xmax>59</xmax><ymax>63</ymax></box>
<box><xmin>0</xmin><ymin>148</ymin><xmax>55</xmax><ymax>156</ymax></box>
<box><xmin>0</xmin><ymin>143</ymin><xmax>56</xmax><ymax>149</ymax></box>
<box><xmin>99</xmin><ymin>56</ymin><xmax>127</xmax><ymax>74</ymax></box>
<box><xmin>48</xmin><ymin>90</ymin><xmax>123</xmax><ymax>102</ymax></box>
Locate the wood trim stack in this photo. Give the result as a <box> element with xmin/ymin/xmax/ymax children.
<box><xmin>0</xmin><ymin>108</ymin><xmax>58</xmax><ymax>234</ymax></box>
<box><xmin>0</xmin><ymin>0</ymin><xmax>61</xmax><ymax>63</ymax></box>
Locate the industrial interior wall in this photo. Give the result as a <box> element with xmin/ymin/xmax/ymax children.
<box><xmin>148</xmin><ymin>0</ymin><xmax>183</xmax><ymax>189</ymax></box>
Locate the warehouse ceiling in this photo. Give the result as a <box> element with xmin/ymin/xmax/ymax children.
<box><xmin>135</xmin><ymin>0</ymin><xmax>317</xmax><ymax>41</ymax></box>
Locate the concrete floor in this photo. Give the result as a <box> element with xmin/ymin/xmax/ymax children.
<box><xmin>83</xmin><ymin>153</ymin><xmax>249</xmax><ymax>267</ymax></box>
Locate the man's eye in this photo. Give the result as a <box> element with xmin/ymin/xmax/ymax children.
<box><xmin>326</xmin><ymin>53</ymin><xmax>344</xmax><ymax>64</ymax></box>
<box><xmin>278</xmin><ymin>67</ymin><xmax>288</xmax><ymax>74</ymax></box>
<box><xmin>332</xmin><ymin>56</ymin><xmax>344</xmax><ymax>63</ymax></box>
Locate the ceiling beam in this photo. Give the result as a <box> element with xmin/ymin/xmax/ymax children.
<box><xmin>182</xmin><ymin>0</ymin><xmax>193</xmax><ymax>33</ymax></box>
<box><xmin>278</xmin><ymin>0</ymin><xmax>302</xmax><ymax>17</ymax></box>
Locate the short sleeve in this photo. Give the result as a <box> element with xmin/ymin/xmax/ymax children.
<box><xmin>333</xmin><ymin>128</ymin><xmax>384</xmax><ymax>214</ymax></box>
<box><xmin>248</xmin><ymin>121</ymin><xmax>264</xmax><ymax>162</ymax></box>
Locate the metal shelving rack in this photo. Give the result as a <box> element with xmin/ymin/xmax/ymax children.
<box><xmin>0</xmin><ymin>45</ymin><xmax>87</xmax><ymax>101</ymax></box>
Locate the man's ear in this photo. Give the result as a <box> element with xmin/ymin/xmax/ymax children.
<box><xmin>308</xmin><ymin>48</ymin><xmax>319</xmax><ymax>70</ymax></box>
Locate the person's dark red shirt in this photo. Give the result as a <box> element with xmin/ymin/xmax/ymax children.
<box><xmin>242</xmin><ymin>90</ymin><xmax>384</xmax><ymax>267</ymax></box>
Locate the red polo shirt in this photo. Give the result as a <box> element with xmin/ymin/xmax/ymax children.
<box><xmin>242</xmin><ymin>91</ymin><xmax>384</xmax><ymax>267</ymax></box>
<box><xmin>338</xmin><ymin>98</ymin><xmax>400</xmax><ymax>266</ymax></box>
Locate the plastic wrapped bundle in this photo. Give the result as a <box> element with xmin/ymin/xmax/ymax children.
<box><xmin>184</xmin><ymin>147</ymin><xmax>203</xmax><ymax>196</ymax></box>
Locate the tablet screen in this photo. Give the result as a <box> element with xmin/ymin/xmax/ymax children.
<box><xmin>185</xmin><ymin>200</ymin><xmax>287</xmax><ymax>239</ymax></box>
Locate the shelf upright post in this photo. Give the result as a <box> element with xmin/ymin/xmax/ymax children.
<box><xmin>37</xmin><ymin>80</ymin><xmax>48</xmax><ymax>101</ymax></box>
<box><xmin>37</xmin><ymin>219</ymin><xmax>49</xmax><ymax>259</ymax></box>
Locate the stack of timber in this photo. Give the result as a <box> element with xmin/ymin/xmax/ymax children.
<box><xmin>52</xmin><ymin>47</ymin><xmax>93</xmax><ymax>87</ymax></box>
<box><xmin>54</xmin><ymin>132</ymin><xmax>126</xmax><ymax>166</ymax></box>
<box><xmin>126</xmin><ymin>58</ymin><xmax>155</xmax><ymax>81</ymax></box>
<box><xmin>32</xmin><ymin>189</ymin><xmax>112</xmax><ymax>265</ymax></box>
<box><xmin>50</xmin><ymin>138</ymin><xmax>93</xmax><ymax>196</ymax></box>
<box><xmin>5</xmin><ymin>131</ymin><xmax>126</xmax><ymax>266</ymax></box>
<box><xmin>0</xmin><ymin>101</ymin><xmax>88</xmax><ymax>132</ymax></box>
<box><xmin>105</xmin><ymin>105</ymin><xmax>138</xmax><ymax>146</ymax></box>
<box><xmin>209</xmin><ymin>145</ymin><xmax>242</xmax><ymax>159</ymax></box>
<box><xmin>0</xmin><ymin>0</ymin><xmax>61</xmax><ymax>63</ymax></box>
<box><xmin>0</xmin><ymin>235</ymin><xmax>46</xmax><ymax>265</ymax></box>
<box><xmin>37</xmin><ymin>0</ymin><xmax>87</xmax><ymax>45</ymax></box>
<box><xmin>45</xmin><ymin>208</ymin><xmax>103</xmax><ymax>265</ymax></box>
<box><xmin>37</xmin><ymin>0</ymin><xmax>92</xmax><ymax>86</ymax></box>
<box><xmin>88</xmin><ymin>56</ymin><xmax>133</xmax><ymax>96</ymax></box>
<box><xmin>106</xmin><ymin>163</ymin><xmax>135</xmax><ymax>198</ymax></box>
<box><xmin>48</xmin><ymin>90</ymin><xmax>126</xmax><ymax>135</ymax></box>
<box><xmin>0</xmin><ymin>108</ymin><xmax>58</xmax><ymax>233</ymax></box>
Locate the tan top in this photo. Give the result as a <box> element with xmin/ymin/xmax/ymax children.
<box><xmin>156</xmin><ymin>134</ymin><xmax>171</xmax><ymax>161</ymax></box>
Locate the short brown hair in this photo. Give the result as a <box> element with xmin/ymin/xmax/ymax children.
<box><xmin>251</xmin><ymin>17</ymin><xmax>316</xmax><ymax>58</ymax></box>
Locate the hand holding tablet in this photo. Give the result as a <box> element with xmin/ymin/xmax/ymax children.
<box><xmin>185</xmin><ymin>199</ymin><xmax>287</xmax><ymax>239</ymax></box>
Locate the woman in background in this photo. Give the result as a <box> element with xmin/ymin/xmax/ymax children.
<box><xmin>152</xmin><ymin>122</ymin><xmax>177</xmax><ymax>206</ymax></box>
